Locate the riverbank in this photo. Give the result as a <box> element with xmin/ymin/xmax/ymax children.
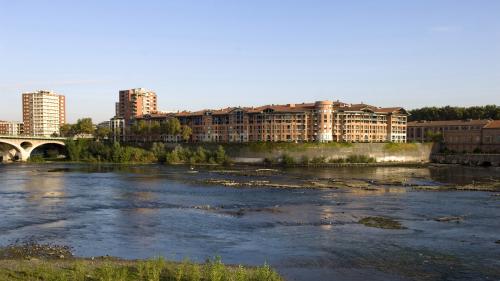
<box><xmin>0</xmin><ymin>243</ymin><xmax>283</xmax><ymax>281</ymax></box>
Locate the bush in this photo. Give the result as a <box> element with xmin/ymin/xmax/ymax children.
<box><xmin>328</xmin><ymin>157</ymin><xmax>346</xmax><ymax>163</ymax></box>
<box><xmin>163</xmin><ymin>145</ymin><xmax>230</xmax><ymax>165</ymax></box>
<box><xmin>300</xmin><ymin>155</ymin><xmax>310</xmax><ymax>165</ymax></box>
<box><xmin>310</xmin><ymin>156</ymin><xmax>326</xmax><ymax>164</ymax></box>
<box><xmin>280</xmin><ymin>153</ymin><xmax>296</xmax><ymax>166</ymax></box>
<box><xmin>346</xmin><ymin>154</ymin><xmax>376</xmax><ymax>163</ymax></box>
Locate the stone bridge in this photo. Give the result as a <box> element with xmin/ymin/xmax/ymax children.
<box><xmin>0</xmin><ymin>136</ymin><xmax>66</xmax><ymax>162</ymax></box>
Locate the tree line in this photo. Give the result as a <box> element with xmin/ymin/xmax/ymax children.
<box><xmin>408</xmin><ymin>105</ymin><xmax>500</xmax><ymax>121</ymax></box>
<box><xmin>59</xmin><ymin>117</ymin><xmax>192</xmax><ymax>142</ymax></box>
<box><xmin>130</xmin><ymin>118</ymin><xmax>192</xmax><ymax>142</ymax></box>
<box><xmin>65</xmin><ymin>139</ymin><xmax>230</xmax><ymax>164</ymax></box>
<box><xmin>59</xmin><ymin>118</ymin><xmax>110</xmax><ymax>139</ymax></box>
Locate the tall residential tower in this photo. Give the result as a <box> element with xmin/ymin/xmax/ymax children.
<box><xmin>22</xmin><ymin>90</ymin><xmax>66</xmax><ymax>137</ymax></box>
<box><xmin>115</xmin><ymin>88</ymin><xmax>157</xmax><ymax>121</ymax></box>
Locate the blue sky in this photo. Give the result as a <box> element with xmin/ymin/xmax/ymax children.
<box><xmin>1</xmin><ymin>0</ymin><xmax>499</xmax><ymax>123</ymax></box>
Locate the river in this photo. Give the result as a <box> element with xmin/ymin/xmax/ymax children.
<box><xmin>0</xmin><ymin>163</ymin><xmax>499</xmax><ymax>281</ymax></box>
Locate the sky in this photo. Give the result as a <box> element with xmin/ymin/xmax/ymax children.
<box><xmin>0</xmin><ymin>0</ymin><xmax>499</xmax><ymax>123</ymax></box>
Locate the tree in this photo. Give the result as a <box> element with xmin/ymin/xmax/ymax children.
<box><xmin>150</xmin><ymin>121</ymin><xmax>161</xmax><ymax>135</ymax></box>
<box><xmin>215</xmin><ymin>145</ymin><xmax>226</xmax><ymax>164</ymax></box>
<box><xmin>425</xmin><ymin>131</ymin><xmax>443</xmax><ymax>142</ymax></box>
<box><xmin>181</xmin><ymin>125</ymin><xmax>192</xmax><ymax>142</ymax></box>
<box><xmin>95</xmin><ymin>126</ymin><xmax>111</xmax><ymax>140</ymax></box>
<box><xmin>409</xmin><ymin>105</ymin><xmax>500</xmax><ymax>121</ymax></box>
<box><xmin>65</xmin><ymin>139</ymin><xmax>83</xmax><ymax>161</ymax></box>
<box><xmin>75</xmin><ymin>118</ymin><xmax>94</xmax><ymax>135</ymax></box>
<box><xmin>60</xmin><ymin>124</ymin><xmax>74</xmax><ymax>137</ymax></box>
<box><xmin>162</xmin><ymin>118</ymin><xmax>182</xmax><ymax>136</ymax></box>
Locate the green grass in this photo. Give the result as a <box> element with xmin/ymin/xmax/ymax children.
<box><xmin>383</xmin><ymin>142</ymin><xmax>418</xmax><ymax>153</ymax></box>
<box><xmin>359</xmin><ymin>216</ymin><xmax>405</xmax><ymax>229</ymax></box>
<box><xmin>0</xmin><ymin>257</ymin><xmax>284</xmax><ymax>281</ymax></box>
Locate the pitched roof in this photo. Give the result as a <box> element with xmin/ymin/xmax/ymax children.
<box><xmin>483</xmin><ymin>120</ymin><xmax>500</xmax><ymax>129</ymax></box>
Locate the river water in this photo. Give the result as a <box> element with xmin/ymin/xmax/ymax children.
<box><xmin>0</xmin><ymin>163</ymin><xmax>499</xmax><ymax>281</ymax></box>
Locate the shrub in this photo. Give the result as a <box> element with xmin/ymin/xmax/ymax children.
<box><xmin>310</xmin><ymin>156</ymin><xmax>326</xmax><ymax>164</ymax></box>
<box><xmin>300</xmin><ymin>155</ymin><xmax>310</xmax><ymax>165</ymax></box>
<box><xmin>346</xmin><ymin>154</ymin><xmax>376</xmax><ymax>163</ymax></box>
<box><xmin>280</xmin><ymin>153</ymin><xmax>295</xmax><ymax>166</ymax></box>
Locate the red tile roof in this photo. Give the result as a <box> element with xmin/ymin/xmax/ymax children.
<box><xmin>141</xmin><ymin>101</ymin><xmax>408</xmax><ymax>117</ymax></box>
<box><xmin>484</xmin><ymin>120</ymin><xmax>500</xmax><ymax>129</ymax></box>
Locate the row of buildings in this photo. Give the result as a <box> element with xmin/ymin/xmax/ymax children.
<box><xmin>108</xmin><ymin>88</ymin><xmax>500</xmax><ymax>152</ymax></box>
<box><xmin>407</xmin><ymin>119</ymin><xmax>500</xmax><ymax>153</ymax></box>
<box><xmin>2</xmin><ymin>88</ymin><xmax>499</xmax><ymax>153</ymax></box>
<box><xmin>0</xmin><ymin>91</ymin><xmax>66</xmax><ymax>137</ymax></box>
<box><xmin>109</xmin><ymin>88</ymin><xmax>408</xmax><ymax>143</ymax></box>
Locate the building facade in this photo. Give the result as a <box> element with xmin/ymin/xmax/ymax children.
<box><xmin>482</xmin><ymin>121</ymin><xmax>500</xmax><ymax>153</ymax></box>
<box><xmin>22</xmin><ymin>90</ymin><xmax>66</xmax><ymax>137</ymax></box>
<box><xmin>130</xmin><ymin>100</ymin><xmax>408</xmax><ymax>143</ymax></box>
<box><xmin>116</xmin><ymin>88</ymin><xmax>157</xmax><ymax>121</ymax></box>
<box><xmin>110</xmin><ymin>117</ymin><xmax>126</xmax><ymax>142</ymax></box>
<box><xmin>407</xmin><ymin>120</ymin><xmax>500</xmax><ymax>152</ymax></box>
<box><xmin>0</xmin><ymin>121</ymin><xmax>24</xmax><ymax>136</ymax></box>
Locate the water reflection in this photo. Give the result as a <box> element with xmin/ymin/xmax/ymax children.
<box><xmin>0</xmin><ymin>164</ymin><xmax>499</xmax><ymax>281</ymax></box>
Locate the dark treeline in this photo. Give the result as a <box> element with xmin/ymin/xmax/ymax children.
<box><xmin>409</xmin><ymin>105</ymin><xmax>500</xmax><ymax>121</ymax></box>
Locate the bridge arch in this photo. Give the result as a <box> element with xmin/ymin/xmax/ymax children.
<box><xmin>20</xmin><ymin>141</ymin><xmax>33</xmax><ymax>150</ymax></box>
<box><xmin>28</xmin><ymin>141</ymin><xmax>66</xmax><ymax>160</ymax></box>
<box><xmin>0</xmin><ymin>140</ymin><xmax>23</xmax><ymax>162</ymax></box>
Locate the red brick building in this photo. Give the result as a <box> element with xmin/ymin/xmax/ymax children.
<box><xmin>130</xmin><ymin>100</ymin><xmax>408</xmax><ymax>143</ymax></box>
<box><xmin>407</xmin><ymin>120</ymin><xmax>500</xmax><ymax>152</ymax></box>
<box><xmin>116</xmin><ymin>88</ymin><xmax>158</xmax><ymax>121</ymax></box>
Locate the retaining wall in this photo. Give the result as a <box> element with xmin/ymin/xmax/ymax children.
<box><xmin>431</xmin><ymin>153</ymin><xmax>500</xmax><ymax>167</ymax></box>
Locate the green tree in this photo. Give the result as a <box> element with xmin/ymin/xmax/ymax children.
<box><xmin>75</xmin><ymin>118</ymin><xmax>94</xmax><ymax>135</ymax></box>
<box><xmin>409</xmin><ymin>105</ymin><xmax>500</xmax><ymax>121</ymax></box>
<box><xmin>162</xmin><ymin>118</ymin><xmax>182</xmax><ymax>136</ymax></box>
<box><xmin>181</xmin><ymin>125</ymin><xmax>192</xmax><ymax>142</ymax></box>
<box><xmin>150</xmin><ymin>121</ymin><xmax>161</xmax><ymax>135</ymax></box>
<box><xmin>65</xmin><ymin>139</ymin><xmax>83</xmax><ymax>161</ymax></box>
<box><xmin>215</xmin><ymin>145</ymin><xmax>226</xmax><ymax>164</ymax></box>
<box><xmin>95</xmin><ymin>126</ymin><xmax>111</xmax><ymax>140</ymax></box>
<box><xmin>60</xmin><ymin>124</ymin><xmax>74</xmax><ymax>137</ymax></box>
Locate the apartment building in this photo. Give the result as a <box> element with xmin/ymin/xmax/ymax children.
<box><xmin>115</xmin><ymin>88</ymin><xmax>157</xmax><ymax>121</ymax></box>
<box><xmin>110</xmin><ymin>117</ymin><xmax>126</xmax><ymax>142</ymax></box>
<box><xmin>407</xmin><ymin>119</ymin><xmax>500</xmax><ymax>152</ymax></box>
<box><xmin>22</xmin><ymin>90</ymin><xmax>66</xmax><ymax>137</ymax></box>
<box><xmin>0</xmin><ymin>121</ymin><xmax>23</xmax><ymax>136</ymax></box>
<box><xmin>131</xmin><ymin>100</ymin><xmax>408</xmax><ymax>143</ymax></box>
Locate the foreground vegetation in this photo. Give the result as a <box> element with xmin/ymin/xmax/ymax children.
<box><xmin>0</xmin><ymin>257</ymin><xmax>282</xmax><ymax>281</ymax></box>
<box><xmin>59</xmin><ymin>139</ymin><xmax>381</xmax><ymax>166</ymax></box>
<box><xmin>0</xmin><ymin>243</ymin><xmax>283</xmax><ymax>281</ymax></box>
<box><xmin>63</xmin><ymin>140</ymin><xmax>231</xmax><ymax>165</ymax></box>
<box><xmin>264</xmin><ymin>153</ymin><xmax>376</xmax><ymax>166</ymax></box>
<box><xmin>65</xmin><ymin>140</ymin><xmax>157</xmax><ymax>163</ymax></box>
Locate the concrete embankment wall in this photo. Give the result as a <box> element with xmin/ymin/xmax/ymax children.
<box><xmin>168</xmin><ymin>142</ymin><xmax>435</xmax><ymax>164</ymax></box>
<box><xmin>431</xmin><ymin>153</ymin><xmax>500</xmax><ymax>167</ymax></box>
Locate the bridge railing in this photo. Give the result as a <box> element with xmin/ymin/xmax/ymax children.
<box><xmin>0</xmin><ymin>135</ymin><xmax>68</xmax><ymax>141</ymax></box>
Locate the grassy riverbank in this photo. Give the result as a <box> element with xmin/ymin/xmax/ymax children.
<box><xmin>0</xmin><ymin>244</ymin><xmax>283</xmax><ymax>281</ymax></box>
<box><xmin>0</xmin><ymin>258</ymin><xmax>283</xmax><ymax>281</ymax></box>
